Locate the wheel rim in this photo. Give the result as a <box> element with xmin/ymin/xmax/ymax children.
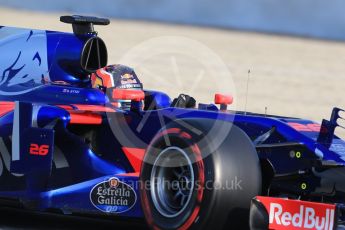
<box><xmin>150</xmin><ymin>147</ymin><xmax>195</xmax><ymax>218</ymax></box>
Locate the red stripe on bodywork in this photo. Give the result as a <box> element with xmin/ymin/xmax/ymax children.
<box><xmin>57</xmin><ymin>105</ymin><xmax>75</xmax><ymax>110</ymax></box>
<box><xmin>288</xmin><ymin>122</ymin><xmax>321</xmax><ymax>132</ymax></box>
<box><xmin>57</xmin><ymin>104</ymin><xmax>115</xmax><ymax>125</ymax></box>
<box><xmin>117</xmin><ymin>172</ymin><xmax>140</xmax><ymax>177</ymax></box>
<box><xmin>112</xmin><ymin>89</ymin><xmax>145</xmax><ymax>102</ymax></box>
<box><xmin>0</xmin><ymin>102</ymin><xmax>14</xmax><ymax>117</ymax></box>
<box><xmin>58</xmin><ymin>104</ymin><xmax>115</xmax><ymax>112</ymax></box>
<box><xmin>69</xmin><ymin>112</ymin><xmax>102</xmax><ymax>124</ymax></box>
<box><xmin>122</xmin><ymin>147</ymin><xmax>145</xmax><ymax>172</ymax></box>
<box><xmin>72</xmin><ymin>104</ymin><xmax>115</xmax><ymax>112</ymax></box>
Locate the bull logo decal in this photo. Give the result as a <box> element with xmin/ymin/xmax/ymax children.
<box><xmin>0</xmin><ymin>27</ymin><xmax>49</xmax><ymax>95</ymax></box>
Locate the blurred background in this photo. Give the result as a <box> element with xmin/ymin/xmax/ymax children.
<box><xmin>0</xmin><ymin>0</ymin><xmax>344</xmax><ymax>125</ymax></box>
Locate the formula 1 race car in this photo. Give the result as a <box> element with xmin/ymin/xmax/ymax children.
<box><xmin>0</xmin><ymin>15</ymin><xmax>344</xmax><ymax>230</ymax></box>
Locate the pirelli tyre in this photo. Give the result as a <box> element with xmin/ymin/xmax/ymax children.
<box><xmin>139</xmin><ymin>119</ymin><xmax>262</xmax><ymax>230</ymax></box>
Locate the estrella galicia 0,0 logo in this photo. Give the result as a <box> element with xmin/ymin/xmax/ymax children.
<box><xmin>90</xmin><ymin>177</ymin><xmax>137</xmax><ymax>213</ymax></box>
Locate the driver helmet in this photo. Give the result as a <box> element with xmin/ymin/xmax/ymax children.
<box><xmin>91</xmin><ymin>64</ymin><xmax>143</xmax><ymax>110</ymax></box>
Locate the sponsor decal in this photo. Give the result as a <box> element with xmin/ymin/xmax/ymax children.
<box><xmin>257</xmin><ymin>196</ymin><xmax>336</xmax><ymax>230</ymax></box>
<box><xmin>90</xmin><ymin>177</ymin><xmax>137</xmax><ymax>213</ymax></box>
<box><xmin>0</xmin><ymin>27</ymin><xmax>49</xmax><ymax>95</ymax></box>
<box><xmin>118</xmin><ymin>83</ymin><xmax>142</xmax><ymax>89</ymax></box>
<box><xmin>121</xmin><ymin>73</ymin><xmax>137</xmax><ymax>84</ymax></box>
<box><xmin>62</xmin><ymin>88</ymin><xmax>80</xmax><ymax>94</ymax></box>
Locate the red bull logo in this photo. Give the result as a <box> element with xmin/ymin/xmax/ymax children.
<box><xmin>256</xmin><ymin>196</ymin><xmax>336</xmax><ymax>230</ymax></box>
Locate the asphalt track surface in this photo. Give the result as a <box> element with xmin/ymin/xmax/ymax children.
<box><xmin>0</xmin><ymin>207</ymin><xmax>149</xmax><ymax>230</ymax></box>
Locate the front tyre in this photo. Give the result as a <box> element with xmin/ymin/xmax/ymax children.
<box><xmin>140</xmin><ymin>120</ymin><xmax>261</xmax><ymax>230</ymax></box>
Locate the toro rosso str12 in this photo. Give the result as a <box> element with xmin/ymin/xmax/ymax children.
<box><xmin>0</xmin><ymin>15</ymin><xmax>344</xmax><ymax>230</ymax></box>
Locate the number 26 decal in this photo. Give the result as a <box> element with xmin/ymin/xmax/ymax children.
<box><xmin>29</xmin><ymin>144</ymin><xmax>50</xmax><ymax>156</ymax></box>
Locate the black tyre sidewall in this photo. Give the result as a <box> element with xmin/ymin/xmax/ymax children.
<box><xmin>140</xmin><ymin>120</ymin><xmax>261</xmax><ymax>230</ymax></box>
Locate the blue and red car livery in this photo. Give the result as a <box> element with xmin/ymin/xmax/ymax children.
<box><xmin>0</xmin><ymin>15</ymin><xmax>344</xmax><ymax>230</ymax></box>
